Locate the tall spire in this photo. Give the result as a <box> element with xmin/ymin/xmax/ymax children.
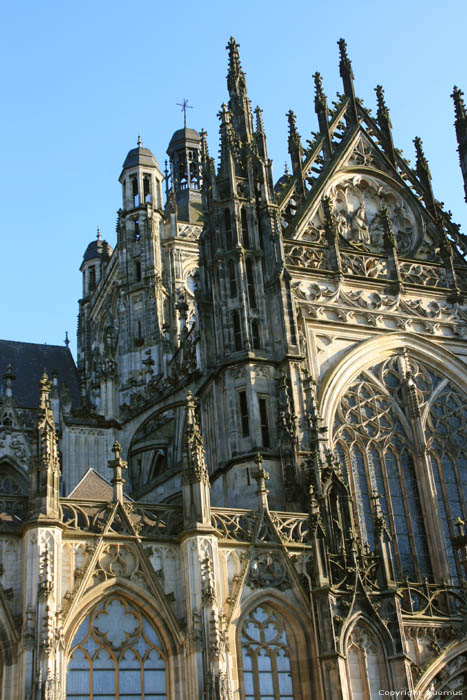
<box><xmin>29</xmin><ymin>372</ymin><xmax>60</xmax><ymax>519</ymax></box>
<box><xmin>338</xmin><ymin>38</ymin><xmax>358</xmax><ymax>122</ymax></box>
<box><xmin>226</xmin><ymin>36</ymin><xmax>246</xmax><ymax>99</ymax></box>
<box><xmin>452</xmin><ymin>86</ymin><xmax>467</xmax><ymax>203</ymax></box>
<box><xmin>375</xmin><ymin>84</ymin><xmax>396</xmax><ymax>165</ymax></box>
<box><xmin>225</xmin><ymin>37</ymin><xmax>253</xmax><ymax>144</ymax></box>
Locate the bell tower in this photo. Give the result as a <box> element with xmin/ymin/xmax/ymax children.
<box><xmin>166</xmin><ymin>124</ymin><xmax>202</xmax><ymax>223</ymax></box>
<box><xmin>116</xmin><ymin>138</ymin><xmax>166</xmax><ymax>382</ymax></box>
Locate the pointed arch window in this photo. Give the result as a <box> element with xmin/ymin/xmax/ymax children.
<box><xmin>239</xmin><ymin>605</ymin><xmax>296</xmax><ymax>700</ymax></box>
<box><xmin>66</xmin><ymin>596</ymin><xmax>167</xmax><ymax>699</ymax></box>
<box><xmin>251</xmin><ymin>319</ymin><xmax>261</xmax><ymax>349</ymax></box>
<box><xmin>333</xmin><ymin>354</ymin><xmax>467</xmax><ymax>583</ymax></box>
<box><xmin>346</xmin><ymin>623</ymin><xmax>388</xmax><ymax>699</ymax></box>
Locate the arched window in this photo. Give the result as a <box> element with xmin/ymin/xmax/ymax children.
<box><xmin>346</xmin><ymin>623</ymin><xmax>388</xmax><ymax>699</ymax></box>
<box><xmin>426</xmin><ymin>380</ymin><xmax>467</xmax><ymax>581</ymax></box>
<box><xmin>239</xmin><ymin>604</ymin><xmax>296</xmax><ymax>700</ymax></box>
<box><xmin>67</xmin><ymin>596</ymin><xmax>167</xmax><ymax>699</ymax></box>
<box><xmin>333</xmin><ymin>354</ymin><xmax>467</xmax><ymax>583</ymax></box>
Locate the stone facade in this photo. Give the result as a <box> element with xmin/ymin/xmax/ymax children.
<box><xmin>0</xmin><ymin>37</ymin><xmax>467</xmax><ymax>699</ymax></box>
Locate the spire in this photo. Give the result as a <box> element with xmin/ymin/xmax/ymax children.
<box><xmin>375</xmin><ymin>85</ymin><xmax>396</xmax><ymax>165</ymax></box>
<box><xmin>254</xmin><ymin>105</ymin><xmax>268</xmax><ymax>161</ymax></box>
<box><xmin>225</xmin><ymin>37</ymin><xmax>253</xmax><ymax>144</ymax></box>
<box><xmin>29</xmin><ymin>372</ymin><xmax>60</xmax><ymax>519</ymax></box>
<box><xmin>452</xmin><ymin>86</ymin><xmax>467</xmax><ymax>203</ymax></box>
<box><xmin>182</xmin><ymin>392</ymin><xmax>211</xmax><ymax>528</ymax></box>
<box><xmin>313</xmin><ymin>72</ymin><xmax>332</xmax><ymax>158</ymax></box>
<box><xmin>338</xmin><ymin>38</ymin><xmax>358</xmax><ymax>122</ymax></box>
<box><xmin>413</xmin><ymin>136</ymin><xmax>436</xmax><ymax>215</ymax></box>
<box><xmin>108</xmin><ymin>441</ymin><xmax>128</xmax><ymax>502</ymax></box>
<box><xmin>287</xmin><ymin>110</ymin><xmax>305</xmax><ymax>197</ymax></box>
<box><xmin>226</xmin><ymin>36</ymin><xmax>246</xmax><ymax>98</ymax></box>
<box><xmin>252</xmin><ymin>452</ymin><xmax>270</xmax><ymax>512</ymax></box>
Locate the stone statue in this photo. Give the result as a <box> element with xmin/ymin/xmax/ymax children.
<box><xmin>351</xmin><ymin>201</ymin><xmax>370</xmax><ymax>245</ymax></box>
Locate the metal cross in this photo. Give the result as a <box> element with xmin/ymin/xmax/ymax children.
<box><xmin>177</xmin><ymin>98</ymin><xmax>193</xmax><ymax>128</ymax></box>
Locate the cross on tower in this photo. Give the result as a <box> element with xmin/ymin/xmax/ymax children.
<box><xmin>176</xmin><ymin>98</ymin><xmax>193</xmax><ymax>129</ymax></box>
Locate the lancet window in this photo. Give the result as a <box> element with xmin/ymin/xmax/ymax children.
<box><xmin>333</xmin><ymin>354</ymin><xmax>466</xmax><ymax>582</ymax></box>
<box><xmin>66</xmin><ymin>596</ymin><xmax>167</xmax><ymax>699</ymax></box>
<box><xmin>346</xmin><ymin>623</ymin><xmax>388</xmax><ymax>699</ymax></box>
<box><xmin>239</xmin><ymin>605</ymin><xmax>296</xmax><ymax>700</ymax></box>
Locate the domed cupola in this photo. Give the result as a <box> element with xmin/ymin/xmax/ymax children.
<box><xmin>119</xmin><ymin>136</ymin><xmax>163</xmax><ymax>212</ymax></box>
<box><xmin>80</xmin><ymin>228</ymin><xmax>113</xmax><ymax>297</ymax></box>
<box><xmin>166</xmin><ymin>125</ymin><xmax>202</xmax><ymax>223</ymax></box>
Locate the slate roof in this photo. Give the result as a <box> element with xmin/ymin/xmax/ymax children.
<box><xmin>82</xmin><ymin>238</ymin><xmax>113</xmax><ymax>264</ymax></box>
<box><xmin>0</xmin><ymin>340</ymin><xmax>81</xmax><ymax>409</ymax></box>
<box><xmin>68</xmin><ymin>468</ymin><xmax>132</xmax><ymax>501</ymax></box>
<box><xmin>122</xmin><ymin>146</ymin><xmax>159</xmax><ymax>171</ymax></box>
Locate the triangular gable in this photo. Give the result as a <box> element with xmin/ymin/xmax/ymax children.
<box><xmin>67</xmin><ymin>468</ymin><xmax>133</xmax><ymax>501</ymax></box>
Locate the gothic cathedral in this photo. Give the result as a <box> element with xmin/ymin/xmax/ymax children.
<box><xmin>0</xmin><ymin>38</ymin><xmax>466</xmax><ymax>699</ymax></box>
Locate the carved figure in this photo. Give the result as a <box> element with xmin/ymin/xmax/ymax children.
<box><xmin>351</xmin><ymin>201</ymin><xmax>370</xmax><ymax>244</ymax></box>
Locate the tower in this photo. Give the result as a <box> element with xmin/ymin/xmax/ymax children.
<box><xmin>198</xmin><ymin>38</ymin><xmax>302</xmax><ymax>510</ymax></box>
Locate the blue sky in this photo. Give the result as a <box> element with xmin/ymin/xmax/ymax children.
<box><xmin>1</xmin><ymin>0</ymin><xmax>466</xmax><ymax>358</ymax></box>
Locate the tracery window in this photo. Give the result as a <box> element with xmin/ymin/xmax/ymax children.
<box><xmin>346</xmin><ymin>624</ymin><xmax>388</xmax><ymax>700</ymax></box>
<box><xmin>240</xmin><ymin>605</ymin><xmax>296</xmax><ymax>700</ymax></box>
<box><xmin>67</xmin><ymin>596</ymin><xmax>167</xmax><ymax>699</ymax></box>
<box><xmin>332</xmin><ymin>354</ymin><xmax>467</xmax><ymax>583</ymax></box>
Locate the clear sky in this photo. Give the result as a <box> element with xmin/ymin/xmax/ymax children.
<box><xmin>1</xmin><ymin>0</ymin><xmax>466</xmax><ymax>358</ymax></box>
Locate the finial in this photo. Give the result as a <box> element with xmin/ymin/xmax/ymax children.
<box><xmin>226</xmin><ymin>36</ymin><xmax>247</xmax><ymax>97</ymax></box>
<box><xmin>64</xmin><ymin>331</ymin><xmax>70</xmax><ymax>348</ymax></box>
<box><xmin>176</xmin><ymin>98</ymin><xmax>193</xmax><ymax>129</ymax></box>
<box><xmin>313</xmin><ymin>72</ymin><xmax>326</xmax><ymax>106</ymax></box>
<box><xmin>284</xmin><ymin>161</ymin><xmax>290</xmax><ymax>176</ymax></box>
<box><xmin>252</xmin><ymin>453</ymin><xmax>270</xmax><ymax>511</ymax></box>
<box><xmin>200</xmin><ymin>128</ymin><xmax>209</xmax><ymax>160</ymax></box>
<box><xmin>254</xmin><ymin>105</ymin><xmax>264</xmax><ymax>133</ymax></box>
<box><xmin>375</xmin><ymin>85</ymin><xmax>392</xmax><ymax>126</ymax></box>
<box><xmin>108</xmin><ymin>440</ymin><xmax>128</xmax><ymax>502</ymax></box>
<box><xmin>286</xmin><ymin>110</ymin><xmax>299</xmax><ymax>139</ymax></box>
<box><xmin>96</xmin><ymin>225</ymin><xmax>101</xmax><ymax>241</ymax></box>
<box><xmin>413</xmin><ymin>136</ymin><xmax>432</xmax><ymax>180</ymax></box>
<box><xmin>338</xmin><ymin>38</ymin><xmax>353</xmax><ymax>78</ymax></box>
<box><xmin>137</xmin><ymin>132</ymin><xmax>142</xmax><ymax>147</ymax></box>
<box><xmin>452</xmin><ymin>86</ymin><xmax>466</xmax><ymax>122</ymax></box>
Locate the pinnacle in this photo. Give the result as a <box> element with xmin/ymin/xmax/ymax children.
<box><xmin>452</xmin><ymin>85</ymin><xmax>466</xmax><ymax>122</ymax></box>
<box><xmin>413</xmin><ymin>136</ymin><xmax>431</xmax><ymax>179</ymax></box>
<box><xmin>375</xmin><ymin>85</ymin><xmax>390</xmax><ymax>120</ymax></box>
<box><xmin>338</xmin><ymin>37</ymin><xmax>353</xmax><ymax>77</ymax></box>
